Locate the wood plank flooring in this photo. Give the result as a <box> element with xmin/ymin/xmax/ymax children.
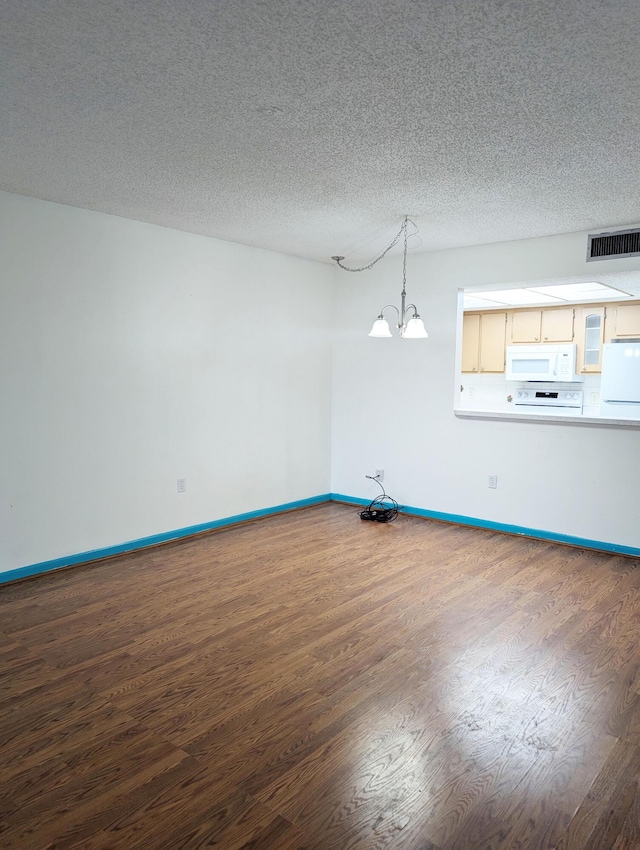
<box><xmin>1</xmin><ymin>503</ymin><xmax>640</xmax><ymax>849</ymax></box>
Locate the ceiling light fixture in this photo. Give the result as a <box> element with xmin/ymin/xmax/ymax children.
<box><xmin>463</xmin><ymin>280</ymin><xmax>633</xmax><ymax>310</ymax></box>
<box><xmin>332</xmin><ymin>216</ymin><xmax>428</xmax><ymax>339</ymax></box>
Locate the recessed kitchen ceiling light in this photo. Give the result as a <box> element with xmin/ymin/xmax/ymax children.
<box><xmin>467</xmin><ymin>289</ymin><xmax>563</xmax><ymax>306</ymax></box>
<box><xmin>463</xmin><ymin>297</ymin><xmax>510</xmax><ymax>310</ymax></box>
<box><xmin>528</xmin><ymin>281</ymin><xmax>631</xmax><ymax>300</ymax></box>
<box><xmin>463</xmin><ymin>280</ymin><xmax>633</xmax><ymax>310</ymax></box>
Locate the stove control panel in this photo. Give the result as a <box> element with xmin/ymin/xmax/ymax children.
<box><xmin>513</xmin><ymin>389</ymin><xmax>583</xmax><ymax>410</ymax></box>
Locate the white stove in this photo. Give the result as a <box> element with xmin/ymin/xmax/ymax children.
<box><xmin>513</xmin><ymin>388</ymin><xmax>583</xmax><ymax>413</ymax></box>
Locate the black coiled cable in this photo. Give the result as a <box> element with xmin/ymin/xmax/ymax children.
<box><xmin>359</xmin><ymin>475</ymin><xmax>399</xmax><ymax>523</ymax></box>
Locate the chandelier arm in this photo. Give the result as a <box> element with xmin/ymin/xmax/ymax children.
<box><xmin>378</xmin><ymin>304</ymin><xmax>401</xmax><ymax>324</ymax></box>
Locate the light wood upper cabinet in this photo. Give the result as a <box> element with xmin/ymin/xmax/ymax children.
<box><xmin>462</xmin><ymin>314</ymin><xmax>481</xmax><ymax>372</ymax></box>
<box><xmin>611</xmin><ymin>304</ymin><xmax>640</xmax><ymax>337</ymax></box>
<box><xmin>480</xmin><ymin>312</ymin><xmax>507</xmax><ymax>372</ymax></box>
<box><xmin>575</xmin><ymin>307</ymin><xmax>605</xmax><ymax>372</ymax></box>
<box><xmin>541</xmin><ymin>307</ymin><xmax>574</xmax><ymax>342</ymax></box>
<box><xmin>510</xmin><ymin>310</ymin><xmax>541</xmax><ymax>342</ymax></box>
<box><xmin>509</xmin><ymin>307</ymin><xmax>574</xmax><ymax>343</ymax></box>
<box><xmin>462</xmin><ymin>312</ymin><xmax>506</xmax><ymax>373</ymax></box>
<box><xmin>462</xmin><ymin>299</ymin><xmax>640</xmax><ymax>378</ymax></box>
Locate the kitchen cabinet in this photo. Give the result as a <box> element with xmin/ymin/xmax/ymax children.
<box><xmin>462</xmin><ymin>314</ymin><xmax>480</xmax><ymax>372</ymax></box>
<box><xmin>541</xmin><ymin>308</ymin><xmax>574</xmax><ymax>342</ymax></box>
<box><xmin>611</xmin><ymin>303</ymin><xmax>640</xmax><ymax>337</ymax></box>
<box><xmin>462</xmin><ymin>299</ymin><xmax>640</xmax><ymax>380</ymax></box>
<box><xmin>462</xmin><ymin>312</ymin><xmax>506</xmax><ymax>373</ymax></box>
<box><xmin>510</xmin><ymin>310</ymin><xmax>541</xmax><ymax>342</ymax></box>
<box><xmin>575</xmin><ymin>307</ymin><xmax>605</xmax><ymax>372</ymax></box>
<box><xmin>509</xmin><ymin>307</ymin><xmax>574</xmax><ymax>343</ymax></box>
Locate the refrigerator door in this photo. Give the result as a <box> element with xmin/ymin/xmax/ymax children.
<box><xmin>600</xmin><ymin>342</ymin><xmax>640</xmax><ymax>418</ymax></box>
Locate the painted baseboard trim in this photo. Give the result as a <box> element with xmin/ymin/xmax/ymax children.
<box><xmin>4</xmin><ymin>491</ymin><xmax>637</xmax><ymax>586</ymax></box>
<box><xmin>0</xmin><ymin>494</ymin><xmax>332</xmax><ymax>586</ymax></box>
<box><xmin>330</xmin><ymin>493</ymin><xmax>640</xmax><ymax>558</ymax></box>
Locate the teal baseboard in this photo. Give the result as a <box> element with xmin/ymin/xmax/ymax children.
<box><xmin>330</xmin><ymin>493</ymin><xmax>640</xmax><ymax>558</ymax></box>
<box><xmin>0</xmin><ymin>494</ymin><xmax>332</xmax><ymax>586</ymax></box>
<box><xmin>3</xmin><ymin>491</ymin><xmax>637</xmax><ymax>587</ymax></box>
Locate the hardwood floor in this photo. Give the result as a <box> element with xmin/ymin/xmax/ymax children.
<box><xmin>1</xmin><ymin>503</ymin><xmax>640</xmax><ymax>849</ymax></box>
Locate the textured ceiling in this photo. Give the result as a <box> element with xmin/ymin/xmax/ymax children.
<box><xmin>1</xmin><ymin>0</ymin><xmax>640</xmax><ymax>262</ymax></box>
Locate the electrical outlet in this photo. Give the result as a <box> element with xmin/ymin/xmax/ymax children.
<box><xmin>488</xmin><ymin>475</ymin><xmax>498</xmax><ymax>489</ymax></box>
<box><xmin>375</xmin><ymin>469</ymin><xmax>384</xmax><ymax>482</ymax></box>
<box><xmin>468</xmin><ymin>387</ymin><xmax>475</xmax><ymax>398</ymax></box>
<box><xmin>590</xmin><ymin>391</ymin><xmax>600</xmax><ymax>405</ymax></box>
<box><xmin>177</xmin><ymin>478</ymin><xmax>186</xmax><ymax>493</ymax></box>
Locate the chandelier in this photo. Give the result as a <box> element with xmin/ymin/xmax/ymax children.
<box><xmin>331</xmin><ymin>216</ymin><xmax>428</xmax><ymax>339</ymax></box>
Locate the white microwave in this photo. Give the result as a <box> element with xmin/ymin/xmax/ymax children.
<box><xmin>505</xmin><ymin>344</ymin><xmax>583</xmax><ymax>383</ymax></box>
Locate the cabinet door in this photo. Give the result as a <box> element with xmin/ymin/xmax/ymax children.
<box><xmin>613</xmin><ymin>304</ymin><xmax>640</xmax><ymax>336</ymax></box>
<box><xmin>462</xmin><ymin>314</ymin><xmax>480</xmax><ymax>372</ymax></box>
<box><xmin>541</xmin><ymin>308</ymin><xmax>574</xmax><ymax>342</ymax></box>
<box><xmin>479</xmin><ymin>312</ymin><xmax>506</xmax><ymax>372</ymax></box>
<box><xmin>575</xmin><ymin>307</ymin><xmax>605</xmax><ymax>372</ymax></box>
<box><xmin>511</xmin><ymin>310</ymin><xmax>541</xmax><ymax>342</ymax></box>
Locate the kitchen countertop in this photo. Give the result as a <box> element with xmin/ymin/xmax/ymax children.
<box><xmin>454</xmin><ymin>408</ymin><xmax>640</xmax><ymax>427</ymax></box>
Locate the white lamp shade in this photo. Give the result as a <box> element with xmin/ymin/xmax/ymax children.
<box><xmin>369</xmin><ymin>317</ymin><xmax>392</xmax><ymax>337</ymax></box>
<box><xmin>402</xmin><ymin>317</ymin><xmax>428</xmax><ymax>338</ymax></box>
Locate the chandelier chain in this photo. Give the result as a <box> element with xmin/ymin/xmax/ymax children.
<box><xmin>402</xmin><ymin>217</ymin><xmax>408</xmax><ymax>295</ymax></box>
<box><xmin>331</xmin><ymin>217</ymin><xmax>411</xmax><ymax>272</ymax></box>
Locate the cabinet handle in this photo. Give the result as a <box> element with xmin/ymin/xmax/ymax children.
<box><xmin>480</xmin><ymin>366</ymin><xmax>485</xmax><ymax>371</ymax></box>
<box><xmin>544</xmin><ymin>336</ymin><xmax>548</xmax><ymax>340</ymax></box>
<box><xmin>472</xmin><ymin>366</ymin><xmax>477</xmax><ymax>371</ymax></box>
<box><xmin>535</xmin><ymin>336</ymin><xmax>539</xmax><ymax>341</ymax></box>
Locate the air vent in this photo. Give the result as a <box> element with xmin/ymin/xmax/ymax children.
<box><xmin>587</xmin><ymin>228</ymin><xmax>640</xmax><ymax>261</ymax></box>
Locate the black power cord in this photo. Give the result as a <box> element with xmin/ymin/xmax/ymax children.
<box><xmin>360</xmin><ymin>475</ymin><xmax>399</xmax><ymax>523</ymax></box>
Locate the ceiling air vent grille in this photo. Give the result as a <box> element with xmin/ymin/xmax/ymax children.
<box><xmin>587</xmin><ymin>228</ymin><xmax>640</xmax><ymax>261</ymax></box>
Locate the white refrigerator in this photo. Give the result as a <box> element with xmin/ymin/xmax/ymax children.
<box><xmin>600</xmin><ymin>341</ymin><xmax>640</xmax><ymax>419</ymax></box>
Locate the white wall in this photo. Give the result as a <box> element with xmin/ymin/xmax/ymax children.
<box><xmin>3</xmin><ymin>196</ymin><xmax>639</xmax><ymax>575</ymax></box>
<box><xmin>331</xmin><ymin>231</ymin><xmax>640</xmax><ymax>550</ymax></box>
<box><xmin>0</xmin><ymin>192</ymin><xmax>332</xmax><ymax>574</ymax></box>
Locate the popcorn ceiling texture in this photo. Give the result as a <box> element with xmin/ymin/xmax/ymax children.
<box><xmin>1</xmin><ymin>0</ymin><xmax>639</xmax><ymax>262</ymax></box>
